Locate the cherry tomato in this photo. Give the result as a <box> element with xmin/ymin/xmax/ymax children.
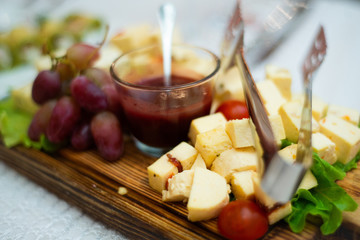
<box><xmin>217</xmin><ymin>200</ymin><xmax>268</xmax><ymax>240</ymax></box>
<box><xmin>215</xmin><ymin>100</ymin><xmax>249</xmax><ymax>120</ymax></box>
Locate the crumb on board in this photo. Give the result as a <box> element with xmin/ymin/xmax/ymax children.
<box><xmin>118</xmin><ymin>187</ymin><xmax>128</xmax><ymax>195</ymax></box>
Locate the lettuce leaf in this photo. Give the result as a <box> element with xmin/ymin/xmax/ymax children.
<box><xmin>281</xmin><ymin>139</ymin><xmax>295</xmax><ymax>149</ymax></box>
<box><xmin>285</xmin><ymin>153</ymin><xmax>358</xmax><ymax>235</ymax></box>
<box><xmin>333</xmin><ymin>152</ymin><xmax>360</xmax><ymax>172</ymax></box>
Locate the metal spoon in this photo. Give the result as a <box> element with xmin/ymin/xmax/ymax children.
<box><xmin>158</xmin><ymin>3</ymin><xmax>176</xmax><ymax>86</ymax></box>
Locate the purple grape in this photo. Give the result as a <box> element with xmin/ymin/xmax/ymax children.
<box><xmin>71</xmin><ymin>119</ymin><xmax>94</xmax><ymax>150</ymax></box>
<box><xmin>91</xmin><ymin>111</ymin><xmax>124</xmax><ymax>161</ymax></box>
<box><xmin>32</xmin><ymin>70</ymin><xmax>61</xmax><ymax>104</ymax></box>
<box><xmin>28</xmin><ymin>100</ymin><xmax>57</xmax><ymax>141</ymax></box>
<box><xmin>70</xmin><ymin>75</ymin><xmax>108</xmax><ymax>112</ymax></box>
<box><xmin>46</xmin><ymin>96</ymin><xmax>81</xmax><ymax>143</ymax></box>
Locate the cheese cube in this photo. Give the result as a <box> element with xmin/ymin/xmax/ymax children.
<box><xmin>162</xmin><ymin>170</ymin><xmax>194</xmax><ymax>202</ymax></box>
<box><xmin>279</xmin><ymin>100</ymin><xmax>320</xmax><ymax>143</ymax></box>
<box><xmin>225</xmin><ymin>119</ymin><xmax>255</xmax><ymax>148</ymax></box>
<box><xmin>327</xmin><ymin>104</ymin><xmax>360</xmax><ymax>126</ymax></box>
<box><xmin>188</xmin><ymin>113</ymin><xmax>227</xmax><ymax>144</ymax></box>
<box><xmin>319</xmin><ymin>116</ymin><xmax>360</xmax><ymax>164</ymax></box>
<box><xmin>148</xmin><ymin>142</ymin><xmax>197</xmax><ymax>192</ymax></box>
<box><xmin>211</xmin><ymin>148</ymin><xmax>258</xmax><ymax>183</ymax></box>
<box><xmin>195</xmin><ymin>127</ymin><xmax>233</xmax><ymax>168</ymax></box>
<box><xmin>265</xmin><ymin>65</ymin><xmax>292</xmax><ymax>100</ymax></box>
<box><xmin>312</xmin><ymin>132</ymin><xmax>337</xmax><ymax>164</ymax></box>
<box><xmin>278</xmin><ymin>144</ymin><xmax>318</xmax><ymax>190</ymax></box>
<box><xmin>257</xmin><ymin>80</ymin><xmax>287</xmax><ymax>115</ymax></box>
<box><xmin>268</xmin><ymin>202</ymin><xmax>292</xmax><ymax>225</ymax></box>
<box><xmin>269</xmin><ymin>115</ymin><xmax>286</xmax><ymax>146</ymax></box>
<box><xmin>214</xmin><ymin>66</ymin><xmax>245</xmax><ymax>103</ymax></box>
<box><xmin>253</xmin><ymin>173</ymin><xmax>277</xmax><ymax>209</ymax></box>
<box><xmin>187</xmin><ymin>168</ymin><xmax>229</xmax><ymax>221</ymax></box>
<box><xmin>231</xmin><ymin>170</ymin><xmax>256</xmax><ymax>200</ymax></box>
<box><xmin>190</xmin><ymin>154</ymin><xmax>207</xmax><ymax>170</ymax></box>
<box><xmin>292</xmin><ymin>94</ymin><xmax>328</xmax><ymax>121</ymax></box>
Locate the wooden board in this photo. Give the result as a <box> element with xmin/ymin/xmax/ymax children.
<box><xmin>0</xmin><ymin>141</ymin><xmax>359</xmax><ymax>240</ymax></box>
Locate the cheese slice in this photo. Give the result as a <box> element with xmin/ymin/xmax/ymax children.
<box><xmin>312</xmin><ymin>132</ymin><xmax>337</xmax><ymax>164</ymax></box>
<box><xmin>319</xmin><ymin>116</ymin><xmax>360</xmax><ymax>163</ymax></box>
<box><xmin>231</xmin><ymin>170</ymin><xmax>256</xmax><ymax>200</ymax></box>
<box><xmin>265</xmin><ymin>64</ymin><xmax>292</xmax><ymax>101</ymax></box>
<box><xmin>268</xmin><ymin>202</ymin><xmax>292</xmax><ymax>225</ymax></box>
<box><xmin>257</xmin><ymin>80</ymin><xmax>287</xmax><ymax>115</ymax></box>
<box><xmin>187</xmin><ymin>168</ymin><xmax>229</xmax><ymax>221</ymax></box>
<box><xmin>327</xmin><ymin>104</ymin><xmax>360</xmax><ymax>126</ymax></box>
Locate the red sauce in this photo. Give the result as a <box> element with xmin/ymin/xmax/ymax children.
<box><xmin>118</xmin><ymin>74</ymin><xmax>212</xmax><ymax>149</ymax></box>
<box><xmin>167</xmin><ymin>153</ymin><xmax>183</xmax><ymax>173</ymax></box>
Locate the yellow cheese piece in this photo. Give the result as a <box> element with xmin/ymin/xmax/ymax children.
<box><xmin>279</xmin><ymin>100</ymin><xmax>320</xmax><ymax>143</ymax></box>
<box><xmin>211</xmin><ymin>148</ymin><xmax>258</xmax><ymax>183</ymax></box>
<box><xmin>148</xmin><ymin>142</ymin><xmax>197</xmax><ymax>193</ymax></box>
<box><xmin>231</xmin><ymin>170</ymin><xmax>256</xmax><ymax>200</ymax></box>
<box><xmin>265</xmin><ymin>65</ymin><xmax>292</xmax><ymax>101</ymax></box>
<box><xmin>162</xmin><ymin>170</ymin><xmax>194</xmax><ymax>202</ymax></box>
<box><xmin>252</xmin><ymin>173</ymin><xmax>277</xmax><ymax>209</ymax></box>
<box><xmin>327</xmin><ymin>104</ymin><xmax>360</xmax><ymax>126</ymax></box>
<box><xmin>190</xmin><ymin>154</ymin><xmax>207</xmax><ymax>170</ymax></box>
<box><xmin>214</xmin><ymin>66</ymin><xmax>245</xmax><ymax>103</ymax></box>
<box><xmin>11</xmin><ymin>82</ymin><xmax>39</xmax><ymax>115</ymax></box>
<box><xmin>257</xmin><ymin>80</ymin><xmax>287</xmax><ymax>115</ymax></box>
<box><xmin>319</xmin><ymin>116</ymin><xmax>360</xmax><ymax>164</ymax></box>
<box><xmin>312</xmin><ymin>132</ymin><xmax>337</xmax><ymax>164</ymax></box>
<box><xmin>226</xmin><ymin>116</ymin><xmax>285</xmax><ymax>148</ymax></box>
<box><xmin>188</xmin><ymin>112</ymin><xmax>227</xmax><ymax>145</ymax></box>
<box><xmin>225</xmin><ymin>118</ymin><xmax>255</xmax><ymax>148</ymax></box>
<box><xmin>292</xmin><ymin>94</ymin><xmax>328</xmax><ymax>121</ymax></box>
<box><xmin>278</xmin><ymin>144</ymin><xmax>318</xmax><ymax>190</ymax></box>
<box><xmin>268</xmin><ymin>202</ymin><xmax>292</xmax><ymax>225</ymax></box>
<box><xmin>187</xmin><ymin>168</ymin><xmax>229</xmax><ymax>221</ymax></box>
<box><xmin>195</xmin><ymin>127</ymin><xmax>233</xmax><ymax>168</ymax></box>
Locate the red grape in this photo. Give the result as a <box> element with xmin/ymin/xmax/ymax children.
<box><xmin>46</xmin><ymin>96</ymin><xmax>81</xmax><ymax>143</ymax></box>
<box><xmin>71</xmin><ymin>119</ymin><xmax>93</xmax><ymax>150</ymax></box>
<box><xmin>84</xmin><ymin>67</ymin><xmax>112</xmax><ymax>87</ymax></box>
<box><xmin>70</xmin><ymin>75</ymin><xmax>108</xmax><ymax>112</ymax></box>
<box><xmin>91</xmin><ymin>111</ymin><xmax>124</xmax><ymax>161</ymax></box>
<box><xmin>28</xmin><ymin>100</ymin><xmax>57</xmax><ymax>141</ymax></box>
<box><xmin>32</xmin><ymin>70</ymin><xmax>61</xmax><ymax>104</ymax></box>
<box><xmin>66</xmin><ymin>43</ymin><xmax>99</xmax><ymax>70</ymax></box>
<box><xmin>101</xmin><ymin>84</ymin><xmax>122</xmax><ymax>116</ymax></box>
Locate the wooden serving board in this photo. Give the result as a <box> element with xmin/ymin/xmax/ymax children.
<box><xmin>0</xmin><ymin>141</ymin><xmax>359</xmax><ymax>240</ymax></box>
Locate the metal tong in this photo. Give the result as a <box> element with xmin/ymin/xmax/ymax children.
<box><xmin>225</xmin><ymin>2</ymin><xmax>327</xmax><ymax>202</ymax></box>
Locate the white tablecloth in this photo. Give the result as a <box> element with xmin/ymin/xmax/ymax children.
<box><xmin>0</xmin><ymin>0</ymin><xmax>359</xmax><ymax>239</ymax></box>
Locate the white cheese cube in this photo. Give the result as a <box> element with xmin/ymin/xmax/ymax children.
<box><xmin>162</xmin><ymin>170</ymin><xmax>194</xmax><ymax>202</ymax></box>
<box><xmin>225</xmin><ymin>119</ymin><xmax>255</xmax><ymax>148</ymax></box>
<box><xmin>211</xmin><ymin>148</ymin><xmax>258</xmax><ymax>183</ymax></box>
<box><xmin>265</xmin><ymin>65</ymin><xmax>292</xmax><ymax>101</ymax></box>
<box><xmin>269</xmin><ymin>115</ymin><xmax>286</xmax><ymax>147</ymax></box>
<box><xmin>190</xmin><ymin>154</ymin><xmax>207</xmax><ymax>170</ymax></box>
<box><xmin>257</xmin><ymin>80</ymin><xmax>287</xmax><ymax>115</ymax></box>
<box><xmin>187</xmin><ymin>168</ymin><xmax>229</xmax><ymax>221</ymax></box>
<box><xmin>148</xmin><ymin>142</ymin><xmax>197</xmax><ymax>192</ymax></box>
<box><xmin>268</xmin><ymin>202</ymin><xmax>292</xmax><ymax>225</ymax></box>
<box><xmin>278</xmin><ymin>144</ymin><xmax>318</xmax><ymax>190</ymax></box>
<box><xmin>312</xmin><ymin>132</ymin><xmax>337</xmax><ymax>164</ymax></box>
<box><xmin>195</xmin><ymin>127</ymin><xmax>233</xmax><ymax>168</ymax></box>
<box><xmin>231</xmin><ymin>170</ymin><xmax>256</xmax><ymax>200</ymax></box>
<box><xmin>214</xmin><ymin>66</ymin><xmax>245</xmax><ymax>103</ymax></box>
<box><xmin>327</xmin><ymin>104</ymin><xmax>360</xmax><ymax>126</ymax></box>
<box><xmin>319</xmin><ymin>116</ymin><xmax>360</xmax><ymax>164</ymax></box>
<box><xmin>279</xmin><ymin>100</ymin><xmax>320</xmax><ymax>143</ymax></box>
<box><xmin>188</xmin><ymin>112</ymin><xmax>227</xmax><ymax>144</ymax></box>
<box><xmin>253</xmin><ymin>173</ymin><xmax>277</xmax><ymax>209</ymax></box>
<box><xmin>292</xmin><ymin>94</ymin><xmax>328</xmax><ymax>121</ymax></box>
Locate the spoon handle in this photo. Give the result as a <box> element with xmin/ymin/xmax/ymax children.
<box><xmin>158</xmin><ymin>3</ymin><xmax>176</xmax><ymax>86</ymax></box>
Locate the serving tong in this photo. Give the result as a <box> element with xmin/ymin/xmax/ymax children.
<box><xmin>223</xmin><ymin>1</ymin><xmax>327</xmax><ymax>203</ymax></box>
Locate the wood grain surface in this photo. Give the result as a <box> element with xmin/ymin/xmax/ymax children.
<box><xmin>0</xmin><ymin>141</ymin><xmax>359</xmax><ymax>240</ymax></box>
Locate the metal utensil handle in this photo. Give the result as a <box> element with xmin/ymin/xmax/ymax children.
<box><xmin>296</xmin><ymin>26</ymin><xmax>327</xmax><ymax>168</ymax></box>
<box><xmin>235</xmin><ymin>51</ymin><xmax>278</xmax><ymax>167</ymax></box>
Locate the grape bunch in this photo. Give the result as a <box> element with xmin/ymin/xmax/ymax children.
<box><xmin>28</xmin><ymin>41</ymin><xmax>124</xmax><ymax>161</ymax></box>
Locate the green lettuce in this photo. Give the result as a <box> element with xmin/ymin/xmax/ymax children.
<box><xmin>286</xmin><ymin>152</ymin><xmax>358</xmax><ymax>235</ymax></box>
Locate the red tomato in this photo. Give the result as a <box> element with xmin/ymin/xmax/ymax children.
<box><xmin>217</xmin><ymin>200</ymin><xmax>268</xmax><ymax>240</ymax></box>
<box><xmin>215</xmin><ymin>100</ymin><xmax>249</xmax><ymax>120</ymax></box>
